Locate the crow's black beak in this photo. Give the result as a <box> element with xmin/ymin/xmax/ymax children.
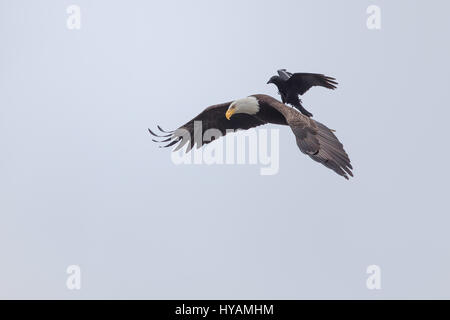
<box><xmin>266</xmin><ymin>80</ymin><xmax>271</xmax><ymax>84</ymax></box>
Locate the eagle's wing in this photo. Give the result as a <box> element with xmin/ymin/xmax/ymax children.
<box><xmin>286</xmin><ymin>73</ymin><xmax>338</xmax><ymax>95</ymax></box>
<box><xmin>149</xmin><ymin>102</ymin><xmax>266</xmax><ymax>152</ymax></box>
<box><xmin>277</xmin><ymin>69</ymin><xmax>293</xmax><ymax>81</ymax></box>
<box><xmin>258</xmin><ymin>95</ymin><xmax>352</xmax><ymax>179</ymax></box>
<box><xmin>290</xmin><ymin>116</ymin><xmax>352</xmax><ymax>179</ymax></box>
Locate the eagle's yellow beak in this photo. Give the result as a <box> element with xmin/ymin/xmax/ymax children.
<box><xmin>225</xmin><ymin>108</ymin><xmax>236</xmax><ymax>120</ymax></box>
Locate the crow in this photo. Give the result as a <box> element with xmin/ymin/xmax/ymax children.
<box><xmin>267</xmin><ymin>69</ymin><xmax>338</xmax><ymax>117</ymax></box>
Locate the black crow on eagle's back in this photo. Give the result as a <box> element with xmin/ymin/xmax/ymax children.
<box><xmin>150</xmin><ymin>94</ymin><xmax>353</xmax><ymax>179</ymax></box>
<box><xmin>267</xmin><ymin>69</ymin><xmax>338</xmax><ymax>117</ymax></box>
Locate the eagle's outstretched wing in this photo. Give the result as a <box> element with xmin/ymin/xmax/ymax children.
<box><xmin>255</xmin><ymin>94</ymin><xmax>352</xmax><ymax>179</ymax></box>
<box><xmin>149</xmin><ymin>102</ymin><xmax>266</xmax><ymax>152</ymax></box>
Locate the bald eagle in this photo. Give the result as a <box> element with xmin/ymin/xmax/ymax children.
<box><xmin>267</xmin><ymin>69</ymin><xmax>338</xmax><ymax>117</ymax></box>
<box><xmin>150</xmin><ymin>94</ymin><xmax>353</xmax><ymax>179</ymax></box>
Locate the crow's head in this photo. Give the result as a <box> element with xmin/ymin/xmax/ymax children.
<box><xmin>267</xmin><ymin>75</ymin><xmax>283</xmax><ymax>86</ymax></box>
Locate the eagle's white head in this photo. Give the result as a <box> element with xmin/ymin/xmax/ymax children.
<box><xmin>226</xmin><ymin>96</ymin><xmax>260</xmax><ymax>120</ymax></box>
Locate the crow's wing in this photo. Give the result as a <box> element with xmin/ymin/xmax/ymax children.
<box><xmin>277</xmin><ymin>69</ymin><xmax>293</xmax><ymax>81</ymax></box>
<box><xmin>286</xmin><ymin>73</ymin><xmax>338</xmax><ymax>95</ymax></box>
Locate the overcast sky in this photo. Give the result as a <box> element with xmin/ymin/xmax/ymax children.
<box><xmin>1</xmin><ymin>0</ymin><xmax>450</xmax><ymax>299</ymax></box>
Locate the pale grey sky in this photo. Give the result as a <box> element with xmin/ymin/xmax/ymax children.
<box><xmin>1</xmin><ymin>0</ymin><xmax>449</xmax><ymax>299</ymax></box>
